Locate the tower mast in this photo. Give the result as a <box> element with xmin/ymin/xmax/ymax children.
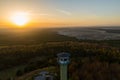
<box><xmin>57</xmin><ymin>52</ymin><xmax>70</xmax><ymax>80</ymax></box>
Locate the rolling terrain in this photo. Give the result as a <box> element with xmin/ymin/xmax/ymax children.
<box><xmin>0</xmin><ymin>27</ymin><xmax>119</xmax><ymax>80</ymax></box>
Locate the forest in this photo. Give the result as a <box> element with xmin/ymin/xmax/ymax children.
<box><xmin>0</xmin><ymin>41</ymin><xmax>120</xmax><ymax>80</ymax></box>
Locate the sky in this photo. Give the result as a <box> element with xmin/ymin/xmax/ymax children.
<box><xmin>0</xmin><ymin>0</ymin><xmax>120</xmax><ymax>27</ymax></box>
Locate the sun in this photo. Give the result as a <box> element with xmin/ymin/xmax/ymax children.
<box><xmin>11</xmin><ymin>12</ymin><xmax>29</xmax><ymax>26</ymax></box>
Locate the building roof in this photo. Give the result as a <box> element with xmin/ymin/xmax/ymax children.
<box><xmin>57</xmin><ymin>52</ymin><xmax>70</xmax><ymax>57</ymax></box>
<box><xmin>39</xmin><ymin>71</ymin><xmax>49</xmax><ymax>75</ymax></box>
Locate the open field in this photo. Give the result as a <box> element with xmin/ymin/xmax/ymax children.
<box><xmin>0</xmin><ymin>28</ymin><xmax>77</xmax><ymax>45</ymax></box>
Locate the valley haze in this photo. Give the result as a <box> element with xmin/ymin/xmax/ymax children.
<box><xmin>57</xmin><ymin>27</ymin><xmax>120</xmax><ymax>40</ymax></box>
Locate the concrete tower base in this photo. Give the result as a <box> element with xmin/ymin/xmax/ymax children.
<box><xmin>60</xmin><ymin>64</ymin><xmax>67</xmax><ymax>80</ymax></box>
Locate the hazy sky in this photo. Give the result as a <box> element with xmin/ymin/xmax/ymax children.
<box><xmin>0</xmin><ymin>0</ymin><xmax>120</xmax><ymax>27</ymax></box>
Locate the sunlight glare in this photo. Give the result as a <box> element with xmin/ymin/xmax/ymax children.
<box><xmin>11</xmin><ymin>12</ymin><xmax>29</xmax><ymax>26</ymax></box>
